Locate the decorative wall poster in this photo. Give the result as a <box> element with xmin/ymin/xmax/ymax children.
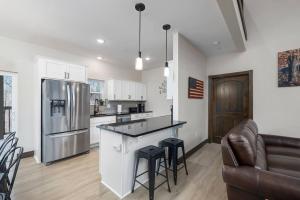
<box><xmin>188</xmin><ymin>77</ymin><xmax>204</xmax><ymax>99</ymax></box>
<box><xmin>158</xmin><ymin>80</ymin><xmax>167</xmax><ymax>95</ymax></box>
<box><xmin>278</xmin><ymin>48</ymin><xmax>300</xmax><ymax>87</ymax></box>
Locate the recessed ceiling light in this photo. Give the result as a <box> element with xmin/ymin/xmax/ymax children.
<box><xmin>97</xmin><ymin>39</ymin><xmax>105</xmax><ymax>44</ymax></box>
<box><xmin>145</xmin><ymin>57</ymin><xmax>151</xmax><ymax>61</ymax></box>
<box><xmin>97</xmin><ymin>56</ymin><xmax>103</xmax><ymax>60</ymax></box>
<box><xmin>213</xmin><ymin>41</ymin><xmax>221</xmax><ymax>46</ymax></box>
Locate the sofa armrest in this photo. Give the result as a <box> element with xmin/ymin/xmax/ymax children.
<box><xmin>223</xmin><ymin>165</ymin><xmax>300</xmax><ymax>199</ymax></box>
<box><xmin>260</xmin><ymin>134</ymin><xmax>300</xmax><ymax>148</ymax></box>
<box><xmin>223</xmin><ymin>166</ymin><xmax>260</xmax><ymax>196</ymax></box>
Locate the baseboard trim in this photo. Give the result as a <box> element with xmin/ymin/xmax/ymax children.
<box><xmin>179</xmin><ymin>139</ymin><xmax>208</xmax><ymax>162</ymax></box>
<box><xmin>21</xmin><ymin>151</ymin><xmax>34</xmax><ymax>159</ymax></box>
<box><xmin>90</xmin><ymin>143</ymin><xmax>99</xmax><ymax>149</ymax></box>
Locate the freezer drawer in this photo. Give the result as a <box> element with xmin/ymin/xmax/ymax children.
<box><xmin>43</xmin><ymin>129</ymin><xmax>90</xmax><ymax>163</ymax></box>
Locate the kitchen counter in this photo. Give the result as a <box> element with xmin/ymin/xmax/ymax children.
<box><xmin>90</xmin><ymin>111</ymin><xmax>153</xmax><ymax>118</ymax></box>
<box><xmin>98</xmin><ymin>115</ymin><xmax>186</xmax><ymax>137</ymax></box>
<box><xmin>97</xmin><ymin>115</ymin><xmax>186</xmax><ymax>198</ymax></box>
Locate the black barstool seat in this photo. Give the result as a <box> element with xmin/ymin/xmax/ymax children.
<box><xmin>161</xmin><ymin>138</ymin><xmax>184</xmax><ymax>146</ymax></box>
<box><xmin>158</xmin><ymin>138</ymin><xmax>188</xmax><ymax>185</ymax></box>
<box><xmin>138</xmin><ymin>145</ymin><xmax>165</xmax><ymax>159</ymax></box>
<box><xmin>132</xmin><ymin>145</ymin><xmax>171</xmax><ymax>200</ymax></box>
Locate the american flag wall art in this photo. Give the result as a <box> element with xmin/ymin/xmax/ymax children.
<box><xmin>188</xmin><ymin>77</ymin><xmax>204</xmax><ymax>99</ymax></box>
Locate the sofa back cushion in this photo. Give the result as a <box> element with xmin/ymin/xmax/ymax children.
<box><xmin>256</xmin><ymin>135</ymin><xmax>267</xmax><ymax>170</ymax></box>
<box><xmin>228</xmin><ymin>119</ymin><xmax>258</xmax><ymax>166</ymax></box>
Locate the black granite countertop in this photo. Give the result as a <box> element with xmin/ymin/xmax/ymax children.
<box><xmin>97</xmin><ymin>115</ymin><xmax>186</xmax><ymax>137</ymax></box>
<box><xmin>90</xmin><ymin>111</ymin><xmax>153</xmax><ymax>118</ymax></box>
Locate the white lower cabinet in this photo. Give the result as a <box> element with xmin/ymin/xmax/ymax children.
<box><xmin>90</xmin><ymin>116</ymin><xmax>116</xmax><ymax>146</ymax></box>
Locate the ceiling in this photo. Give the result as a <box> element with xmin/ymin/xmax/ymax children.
<box><xmin>0</xmin><ymin>0</ymin><xmax>237</xmax><ymax>68</ymax></box>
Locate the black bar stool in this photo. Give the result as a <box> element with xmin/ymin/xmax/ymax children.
<box><xmin>132</xmin><ymin>145</ymin><xmax>171</xmax><ymax>200</ymax></box>
<box><xmin>157</xmin><ymin>138</ymin><xmax>188</xmax><ymax>185</ymax></box>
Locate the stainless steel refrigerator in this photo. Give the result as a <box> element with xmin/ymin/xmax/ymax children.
<box><xmin>42</xmin><ymin>79</ymin><xmax>90</xmax><ymax>164</ymax></box>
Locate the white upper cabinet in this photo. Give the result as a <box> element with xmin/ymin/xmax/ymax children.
<box><xmin>39</xmin><ymin>58</ymin><xmax>87</xmax><ymax>83</ymax></box>
<box><xmin>121</xmin><ymin>81</ymin><xmax>130</xmax><ymax>100</ymax></box>
<box><xmin>129</xmin><ymin>81</ymin><xmax>137</xmax><ymax>100</ymax></box>
<box><xmin>107</xmin><ymin>80</ymin><xmax>146</xmax><ymax>101</ymax></box>
<box><xmin>68</xmin><ymin>64</ymin><xmax>87</xmax><ymax>83</ymax></box>
<box><xmin>42</xmin><ymin>60</ymin><xmax>67</xmax><ymax>80</ymax></box>
<box><xmin>135</xmin><ymin>83</ymin><xmax>147</xmax><ymax>101</ymax></box>
<box><xmin>107</xmin><ymin>80</ymin><xmax>122</xmax><ymax>101</ymax></box>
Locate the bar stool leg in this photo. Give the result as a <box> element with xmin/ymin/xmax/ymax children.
<box><xmin>163</xmin><ymin>154</ymin><xmax>171</xmax><ymax>192</ymax></box>
<box><xmin>172</xmin><ymin>147</ymin><xmax>178</xmax><ymax>185</ymax></box>
<box><xmin>148</xmin><ymin>158</ymin><xmax>156</xmax><ymax>200</ymax></box>
<box><xmin>156</xmin><ymin>157</ymin><xmax>161</xmax><ymax>176</ymax></box>
<box><xmin>132</xmin><ymin>157</ymin><xmax>140</xmax><ymax>193</ymax></box>
<box><xmin>181</xmin><ymin>145</ymin><xmax>189</xmax><ymax>175</ymax></box>
<box><xmin>168</xmin><ymin>147</ymin><xmax>172</xmax><ymax>167</ymax></box>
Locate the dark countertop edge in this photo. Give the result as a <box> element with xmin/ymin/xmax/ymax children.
<box><xmin>90</xmin><ymin>111</ymin><xmax>153</xmax><ymax>118</ymax></box>
<box><xmin>98</xmin><ymin>121</ymin><xmax>187</xmax><ymax>137</ymax></box>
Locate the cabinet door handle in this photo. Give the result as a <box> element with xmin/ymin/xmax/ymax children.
<box><xmin>68</xmin><ymin>73</ymin><xmax>70</xmax><ymax>79</ymax></box>
<box><xmin>64</xmin><ymin>72</ymin><xmax>67</xmax><ymax>79</ymax></box>
<box><xmin>114</xmin><ymin>94</ymin><xmax>116</xmax><ymax>100</ymax></box>
<box><xmin>141</xmin><ymin>96</ymin><xmax>143</xmax><ymax>100</ymax></box>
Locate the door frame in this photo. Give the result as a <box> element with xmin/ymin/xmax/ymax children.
<box><xmin>0</xmin><ymin>70</ymin><xmax>18</xmax><ymax>138</ymax></box>
<box><xmin>208</xmin><ymin>70</ymin><xmax>253</xmax><ymax>143</ymax></box>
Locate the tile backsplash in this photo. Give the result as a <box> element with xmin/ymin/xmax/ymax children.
<box><xmin>90</xmin><ymin>101</ymin><xmax>145</xmax><ymax>115</ymax></box>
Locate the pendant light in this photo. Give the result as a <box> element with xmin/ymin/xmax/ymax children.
<box><xmin>135</xmin><ymin>3</ymin><xmax>145</xmax><ymax>71</ymax></box>
<box><xmin>163</xmin><ymin>24</ymin><xmax>171</xmax><ymax>77</ymax></box>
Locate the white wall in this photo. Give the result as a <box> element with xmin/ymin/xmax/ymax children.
<box><xmin>141</xmin><ymin>67</ymin><xmax>172</xmax><ymax>117</ymax></box>
<box><xmin>206</xmin><ymin>0</ymin><xmax>300</xmax><ymax>138</ymax></box>
<box><xmin>0</xmin><ymin>36</ymin><xmax>141</xmax><ymax>152</ymax></box>
<box><xmin>173</xmin><ymin>33</ymin><xmax>208</xmax><ymax>152</ymax></box>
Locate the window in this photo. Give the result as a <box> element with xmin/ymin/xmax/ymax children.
<box><xmin>88</xmin><ymin>79</ymin><xmax>105</xmax><ymax>105</ymax></box>
<box><xmin>0</xmin><ymin>71</ymin><xmax>17</xmax><ymax>139</ymax></box>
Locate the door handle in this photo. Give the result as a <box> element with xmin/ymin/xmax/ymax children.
<box><xmin>48</xmin><ymin>129</ymin><xmax>88</xmax><ymax>138</ymax></box>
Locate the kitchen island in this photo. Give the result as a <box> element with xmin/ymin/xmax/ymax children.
<box><xmin>97</xmin><ymin>116</ymin><xmax>186</xmax><ymax>199</ymax></box>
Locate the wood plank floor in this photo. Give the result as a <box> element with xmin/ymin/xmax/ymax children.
<box><xmin>12</xmin><ymin>144</ymin><xmax>227</xmax><ymax>200</ymax></box>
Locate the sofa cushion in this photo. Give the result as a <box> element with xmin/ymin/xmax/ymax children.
<box><xmin>256</xmin><ymin>135</ymin><xmax>267</xmax><ymax>170</ymax></box>
<box><xmin>268</xmin><ymin>167</ymin><xmax>300</xmax><ymax>179</ymax></box>
<box><xmin>228</xmin><ymin>120</ymin><xmax>258</xmax><ymax>166</ymax></box>
<box><xmin>244</xmin><ymin>119</ymin><xmax>258</xmax><ymax>135</ymax></box>
<box><xmin>266</xmin><ymin>146</ymin><xmax>300</xmax><ymax>158</ymax></box>
<box><xmin>267</xmin><ymin>154</ymin><xmax>300</xmax><ymax>172</ymax></box>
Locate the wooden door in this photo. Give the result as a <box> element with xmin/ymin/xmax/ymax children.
<box><xmin>209</xmin><ymin>71</ymin><xmax>253</xmax><ymax>143</ymax></box>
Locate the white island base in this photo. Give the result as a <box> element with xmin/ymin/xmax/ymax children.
<box><xmin>99</xmin><ymin>125</ymin><xmax>183</xmax><ymax>199</ymax></box>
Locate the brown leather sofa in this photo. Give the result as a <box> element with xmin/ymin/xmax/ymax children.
<box><xmin>221</xmin><ymin>119</ymin><xmax>300</xmax><ymax>200</ymax></box>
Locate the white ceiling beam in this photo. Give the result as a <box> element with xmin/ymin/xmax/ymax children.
<box><xmin>216</xmin><ymin>0</ymin><xmax>246</xmax><ymax>52</ymax></box>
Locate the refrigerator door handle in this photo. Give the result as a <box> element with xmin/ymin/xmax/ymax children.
<box><xmin>49</xmin><ymin>129</ymin><xmax>88</xmax><ymax>138</ymax></box>
<box><xmin>67</xmin><ymin>82</ymin><xmax>71</xmax><ymax>125</ymax></box>
<box><xmin>71</xmin><ymin>83</ymin><xmax>76</xmax><ymax>128</ymax></box>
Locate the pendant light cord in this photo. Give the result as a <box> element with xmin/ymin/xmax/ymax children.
<box><xmin>138</xmin><ymin>10</ymin><xmax>141</xmax><ymax>56</ymax></box>
<box><xmin>165</xmin><ymin>29</ymin><xmax>168</xmax><ymax>64</ymax></box>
